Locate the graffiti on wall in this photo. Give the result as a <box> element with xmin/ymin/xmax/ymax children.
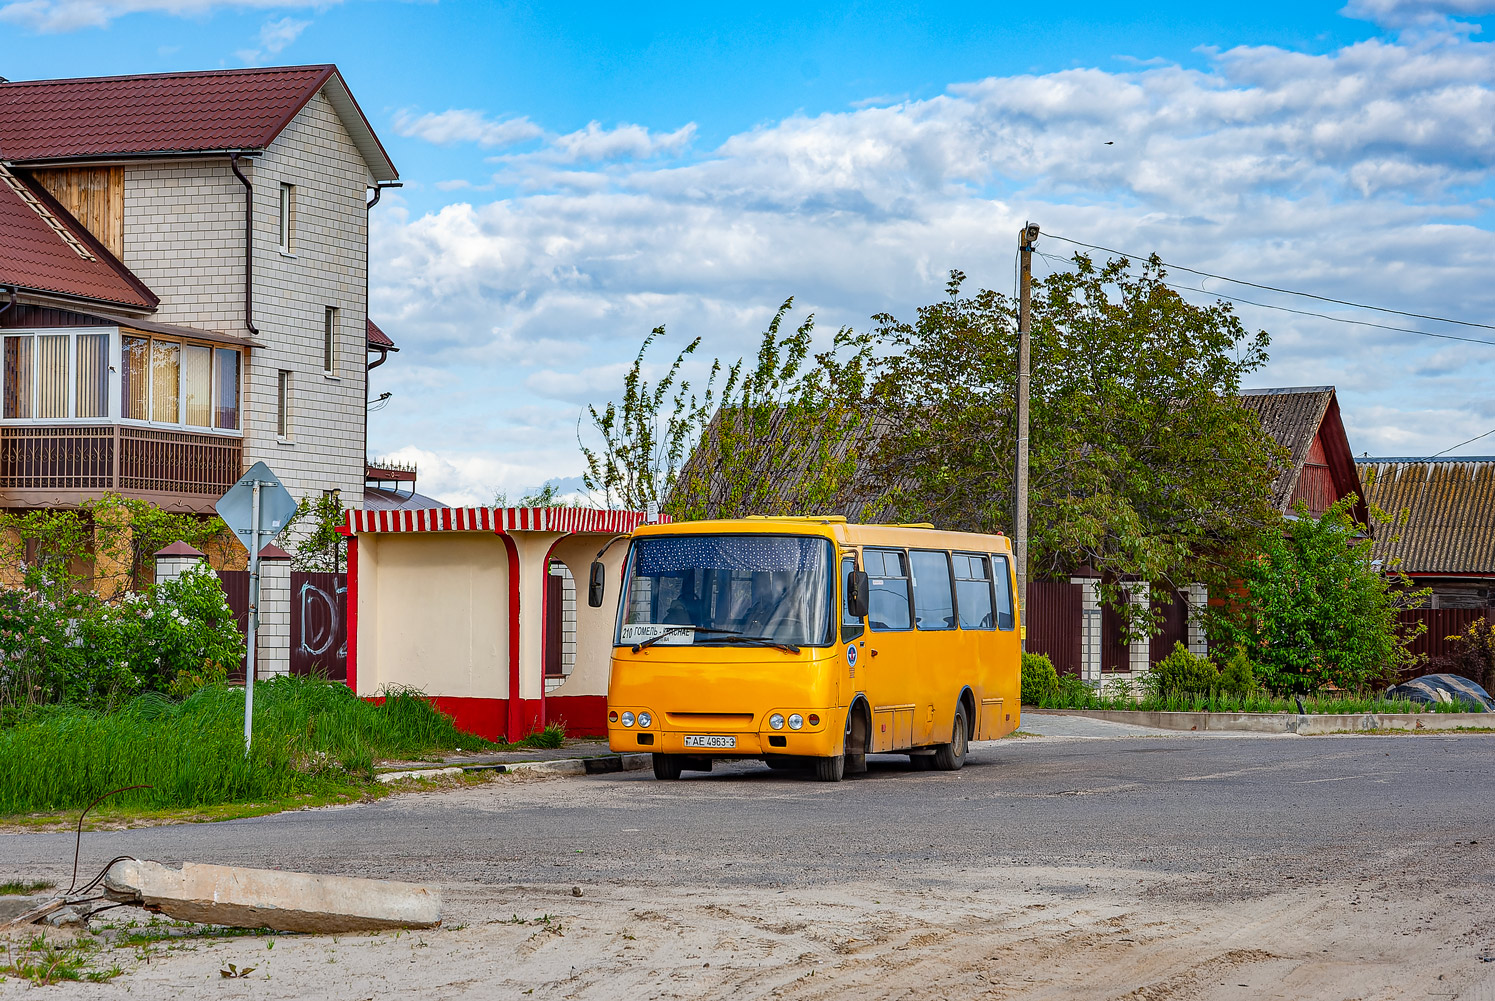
<box><xmin>290</xmin><ymin>572</ymin><xmax>347</xmax><ymax>680</ymax></box>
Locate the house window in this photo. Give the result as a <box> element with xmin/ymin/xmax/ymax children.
<box><xmin>278</xmin><ymin>183</ymin><xmax>294</xmax><ymax>252</ymax></box>
<box><xmin>75</xmin><ymin>334</ymin><xmax>109</xmax><ymax>419</ymax></box>
<box><xmin>2</xmin><ymin>336</ymin><xmax>33</xmax><ymax>419</ymax></box>
<box><xmin>118</xmin><ymin>332</ymin><xmax>240</xmax><ymax>430</ymax></box>
<box><xmin>323</xmin><ymin>307</ymin><xmax>338</xmax><ymax>375</ymax></box>
<box><xmin>214</xmin><ymin>348</ymin><xmax>240</xmax><ymax>430</ymax></box>
<box><xmin>277</xmin><ymin>370</ymin><xmax>291</xmax><ymax>438</ymax></box>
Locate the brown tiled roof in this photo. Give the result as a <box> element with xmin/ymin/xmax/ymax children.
<box><xmin>0</xmin><ymin>65</ymin><xmax>397</xmax><ymax>181</ymax></box>
<box><xmin>367</xmin><ymin>319</ymin><xmax>396</xmax><ymax>349</ymax></box>
<box><xmin>1357</xmin><ymin>459</ymin><xmax>1495</xmax><ymax>575</ymax></box>
<box><xmin>0</xmin><ymin>164</ymin><xmax>157</xmax><ymax>310</ymax></box>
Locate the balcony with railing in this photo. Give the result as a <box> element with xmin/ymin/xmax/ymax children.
<box><xmin>0</xmin><ymin>423</ymin><xmax>242</xmax><ymax>512</ymax></box>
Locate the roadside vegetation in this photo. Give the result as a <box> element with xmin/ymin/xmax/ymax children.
<box><xmin>1020</xmin><ymin>651</ymin><xmax>1479</xmax><ymax>714</ymax></box>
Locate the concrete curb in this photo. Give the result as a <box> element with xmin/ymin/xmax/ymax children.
<box><xmin>376</xmin><ymin>753</ymin><xmax>652</xmax><ymax>784</ymax></box>
<box><xmin>1026</xmin><ymin>708</ymin><xmax>1494</xmax><ymax>735</ymax></box>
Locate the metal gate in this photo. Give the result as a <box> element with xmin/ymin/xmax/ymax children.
<box><xmin>291</xmin><ymin>571</ymin><xmax>347</xmax><ymax>680</ymax></box>
<box><xmin>1025</xmin><ymin>581</ymin><xmax>1082</xmax><ymax>676</ymax></box>
<box><xmin>216</xmin><ymin>569</ymin><xmax>251</xmax><ymax>681</ymax></box>
<box><xmin>1149</xmin><ymin>590</ymin><xmax>1191</xmax><ymax>664</ymax></box>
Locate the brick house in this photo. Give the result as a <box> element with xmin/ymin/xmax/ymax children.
<box><xmin>0</xmin><ymin>65</ymin><xmax>399</xmax><ymax>523</ymax></box>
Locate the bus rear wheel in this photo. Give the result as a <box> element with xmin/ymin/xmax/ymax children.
<box><xmin>932</xmin><ymin>708</ymin><xmax>968</xmax><ymax>771</ymax></box>
<box><xmin>652</xmin><ymin>754</ymin><xmax>684</xmax><ymax>780</ymax></box>
<box><xmin>814</xmin><ymin>754</ymin><xmax>845</xmax><ymax>782</ymax></box>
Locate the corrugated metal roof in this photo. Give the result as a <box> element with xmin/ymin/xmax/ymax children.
<box><xmin>0</xmin><ymin>164</ymin><xmax>156</xmax><ymax>310</ymax></box>
<box><xmin>1236</xmin><ymin>387</ymin><xmax>1333</xmax><ymax>511</ymax></box>
<box><xmin>0</xmin><ymin>65</ymin><xmax>397</xmax><ymax>182</ymax></box>
<box><xmin>1358</xmin><ymin>459</ymin><xmax>1495</xmax><ymax>574</ymax></box>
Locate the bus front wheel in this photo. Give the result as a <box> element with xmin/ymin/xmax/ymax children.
<box><xmin>814</xmin><ymin>754</ymin><xmax>845</xmax><ymax>782</ymax></box>
<box><xmin>932</xmin><ymin>708</ymin><xmax>969</xmax><ymax>771</ymax></box>
<box><xmin>652</xmin><ymin>754</ymin><xmax>684</xmax><ymax>780</ymax></box>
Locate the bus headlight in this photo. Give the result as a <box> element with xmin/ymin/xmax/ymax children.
<box><xmin>621</xmin><ymin>712</ymin><xmax>635</xmax><ymax>727</ymax></box>
<box><xmin>769</xmin><ymin>713</ymin><xmax>785</xmax><ymax>730</ymax></box>
<box><xmin>788</xmin><ymin>714</ymin><xmax>804</xmax><ymax>730</ymax></box>
<box><xmin>637</xmin><ymin>712</ymin><xmax>652</xmax><ymax>728</ymax></box>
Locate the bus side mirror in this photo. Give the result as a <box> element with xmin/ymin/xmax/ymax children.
<box><xmin>587</xmin><ymin>561</ymin><xmax>606</xmax><ymax>608</ymax></box>
<box><xmin>847</xmin><ymin>570</ymin><xmax>870</xmax><ymax>620</ymax></box>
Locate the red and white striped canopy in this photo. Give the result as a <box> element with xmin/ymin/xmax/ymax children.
<box><xmin>345</xmin><ymin>507</ymin><xmax>663</xmax><ymax>535</ymax></box>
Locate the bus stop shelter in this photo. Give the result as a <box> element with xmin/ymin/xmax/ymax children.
<box><xmin>341</xmin><ymin>507</ymin><xmax>657</xmax><ymax>740</ymax></box>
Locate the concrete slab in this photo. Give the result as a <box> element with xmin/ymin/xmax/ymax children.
<box><xmin>1016</xmin><ymin>712</ymin><xmax>1172</xmax><ymax>738</ymax></box>
<box><xmin>104</xmin><ymin>860</ymin><xmax>441</xmax><ymax>934</ymax></box>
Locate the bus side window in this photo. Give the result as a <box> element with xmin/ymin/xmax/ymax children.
<box><xmin>954</xmin><ymin>553</ymin><xmax>995</xmax><ymax>629</ymax></box>
<box><xmin>865</xmin><ymin>549</ymin><xmax>912</xmax><ymax>631</ymax></box>
<box><xmin>991</xmin><ymin>554</ymin><xmax>1016</xmax><ymax>631</ymax></box>
<box><xmin>909</xmin><ymin>550</ymin><xmax>955</xmax><ymax>630</ymax></box>
<box><xmin>841</xmin><ymin>556</ymin><xmax>865</xmax><ymax>642</ymax></box>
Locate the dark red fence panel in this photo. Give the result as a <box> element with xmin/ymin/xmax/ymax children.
<box><xmin>1149</xmin><ymin>590</ymin><xmax>1191</xmax><ymax>664</ymax></box>
<box><xmin>291</xmin><ymin>572</ymin><xmax>347</xmax><ymax>681</ymax></box>
<box><xmin>1025</xmin><ymin>581</ymin><xmax>1082</xmax><ymax>676</ymax></box>
<box><xmin>1397</xmin><ymin>608</ymin><xmax>1490</xmax><ymax>680</ymax></box>
<box><xmin>216</xmin><ymin>569</ymin><xmax>250</xmax><ymax>682</ymax></box>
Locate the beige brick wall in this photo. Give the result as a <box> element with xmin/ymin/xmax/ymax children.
<box><xmin>120</xmin><ymin>90</ymin><xmax>373</xmax><ymax>509</ymax></box>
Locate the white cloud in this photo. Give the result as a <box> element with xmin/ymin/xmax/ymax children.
<box><xmin>367</xmin><ymin>27</ymin><xmax>1495</xmax><ymax>491</ymax></box>
<box><xmin>1340</xmin><ymin>0</ymin><xmax>1495</xmax><ymax>29</ymax></box>
<box><xmin>549</xmin><ymin>121</ymin><xmax>697</xmax><ymax>162</ymax></box>
<box><xmin>392</xmin><ymin>108</ymin><xmax>543</xmax><ymax>149</ymax></box>
<box><xmin>235</xmin><ymin>13</ymin><xmax>307</xmax><ymax>63</ymax></box>
<box><xmin>0</xmin><ymin>0</ymin><xmax>331</xmax><ymax>32</ymax></box>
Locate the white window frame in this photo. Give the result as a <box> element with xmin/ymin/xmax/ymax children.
<box><xmin>0</xmin><ymin>326</ymin><xmax>243</xmax><ymax>437</ymax></box>
<box><xmin>323</xmin><ymin>306</ymin><xmax>338</xmax><ymax>377</ymax></box>
<box><xmin>277</xmin><ymin>369</ymin><xmax>293</xmax><ymax>441</ymax></box>
<box><xmin>278</xmin><ymin>183</ymin><xmax>294</xmax><ymax>254</ymax></box>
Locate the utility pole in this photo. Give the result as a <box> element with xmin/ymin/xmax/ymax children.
<box><xmin>1015</xmin><ymin>222</ymin><xmax>1039</xmax><ymax>650</ymax></box>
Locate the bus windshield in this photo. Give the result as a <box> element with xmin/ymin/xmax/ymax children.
<box><xmin>617</xmin><ymin>534</ymin><xmax>835</xmax><ymax>648</ymax></box>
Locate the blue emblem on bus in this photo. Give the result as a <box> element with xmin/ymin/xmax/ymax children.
<box><xmin>846</xmin><ymin>644</ymin><xmax>858</xmax><ymax>667</ymax></box>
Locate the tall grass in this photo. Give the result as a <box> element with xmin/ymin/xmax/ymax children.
<box><xmin>0</xmin><ymin>676</ymin><xmax>494</xmax><ymax>814</ymax></box>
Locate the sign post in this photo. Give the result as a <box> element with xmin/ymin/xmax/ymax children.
<box><xmin>216</xmin><ymin>462</ymin><xmax>298</xmax><ymax>752</ymax></box>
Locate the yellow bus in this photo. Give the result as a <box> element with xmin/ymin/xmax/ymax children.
<box><xmin>590</xmin><ymin>516</ymin><xmax>1021</xmax><ymax>781</ymax></box>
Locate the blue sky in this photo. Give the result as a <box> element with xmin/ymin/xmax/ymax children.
<box><xmin>4</xmin><ymin>0</ymin><xmax>1495</xmax><ymax>503</ymax></box>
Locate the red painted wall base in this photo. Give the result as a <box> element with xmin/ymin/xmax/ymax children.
<box><xmin>545</xmin><ymin>695</ymin><xmax>608</xmax><ymax>737</ymax></box>
<box><xmin>365</xmin><ymin>694</ymin><xmax>609</xmax><ymax>742</ymax></box>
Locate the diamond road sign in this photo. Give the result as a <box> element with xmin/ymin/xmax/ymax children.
<box><xmin>216</xmin><ymin>461</ymin><xmax>299</xmax><ymax>552</ymax></box>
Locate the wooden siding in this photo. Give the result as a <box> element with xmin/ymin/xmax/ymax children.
<box><xmin>27</xmin><ymin>167</ymin><xmax>125</xmax><ymax>258</ymax></box>
<box><xmin>1289</xmin><ymin>431</ymin><xmax>1336</xmax><ymax>516</ymax></box>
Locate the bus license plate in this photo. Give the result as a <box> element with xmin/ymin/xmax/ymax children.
<box><xmin>684</xmin><ymin>735</ymin><xmax>736</xmax><ymax>749</ymax></box>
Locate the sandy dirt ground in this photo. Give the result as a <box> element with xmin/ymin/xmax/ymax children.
<box><xmin>4</xmin><ymin>788</ymin><xmax>1494</xmax><ymax>1000</ymax></box>
<box><xmin>5</xmin><ymin>731</ymin><xmax>1495</xmax><ymax>1000</ymax></box>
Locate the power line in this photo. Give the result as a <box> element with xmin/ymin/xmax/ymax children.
<box><xmin>1033</xmin><ymin>251</ymin><xmax>1495</xmax><ymax>349</ymax></box>
<box><xmin>1431</xmin><ymin>427</ymin><xmax>1495</xmax><ymax>458</ymax></box>
<box><xmin>1043</xmin><ymin>232</ymin><xmax>1495</xmax><ymax>334</ymax></box>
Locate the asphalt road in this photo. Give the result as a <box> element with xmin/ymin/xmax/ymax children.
<box><xmin>6</xmin><ymin>729</ymin><xmax>1492</xmax><ymax>901</ymax></box>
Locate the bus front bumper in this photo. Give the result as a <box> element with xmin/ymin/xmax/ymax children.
<box><xmin>606</xmin><ymin>722</ymin><xmax>841</xmax><ymax>758</ymax></box>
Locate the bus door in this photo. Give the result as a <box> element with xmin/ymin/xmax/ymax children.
<box><xmin>907</xmin><ymin>548</ymin><xmax>959</xmax><ymax>746</ymax></box>
<box><xmin>862</xmin><ymin>547</ymin><xmax>918</xmax><ymax>752</ymax></box>
<box><xmin>838</xmin><ymin>553</ymin><xmax>866</xmax><ymax>711</ymax></box>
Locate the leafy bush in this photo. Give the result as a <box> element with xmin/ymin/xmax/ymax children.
<box><xmin>1148</xmin><ymin>642</ymin><xmax>1219</xmax><ymax>697</ymax></box>
<box><xmin>1021</xmin><ymin>652</ymin><xmax>1059</xmax><ymax>705</ymax></box>
<box><xmin>1218</xmin><ymin>647</ymin><xmax>1255</xmax><ymax>696</ymax></box>
<box><xmin>0</xmin><ymin>564</ymin><xmax>244</xmax><ymax>714</ymax></box>
<box><xmin>1212</xmin><ymin>497</ymin><xmax>1426</xmax><ymax>694</ymax></box>
<box><xmin>1432</xmin><ymin>619</ymin><xmax>1495</xmax><ymax>694</ymax></box>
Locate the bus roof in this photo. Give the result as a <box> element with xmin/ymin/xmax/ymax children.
<box><xmin>629</xmin><ymin>517</ymin><xmax>1013</xmax><ymax>554</ymax></box>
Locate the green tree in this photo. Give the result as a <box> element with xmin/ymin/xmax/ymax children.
<box><xmin>868</xmin><ymin>257</ymin><xmax>1284</xmax><ymax>635</ymax></box>
<box><xmin>1211</xmin><ymin>497</ymin><xmax>1427</xmax><ymax>693</ymax></box>
<box><xmin>580</xmin><ymin>299</ymin><xmax>870</xmax><ymax>518</ymax></box>
<box><xmin>282</xmin><ymin>493</ymin><xmax>347</xmax><ymax>573</ymax></box>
